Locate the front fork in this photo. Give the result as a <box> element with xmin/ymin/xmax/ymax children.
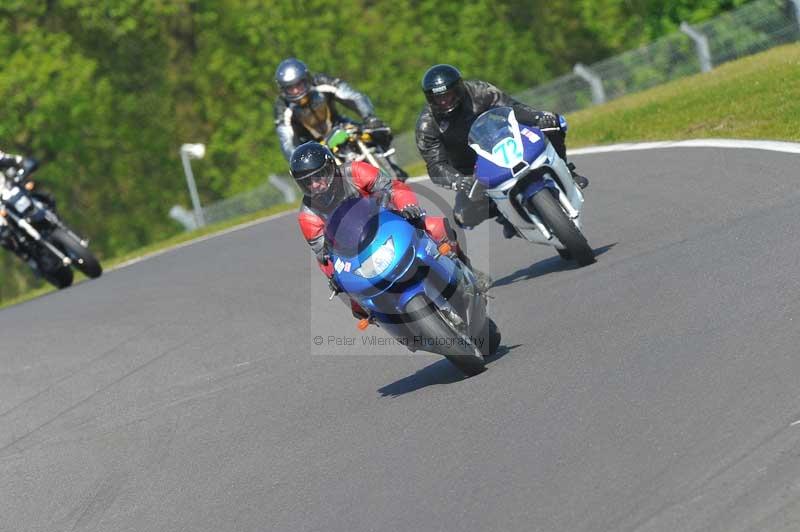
<box><xmin>356</xmin><ymin>139</ymin><xmax>383</xmax><ymax>170</ymax></box>
<box><xmin>5</xmin><ymin>211</ymin><xmax>71</xmax><ymax>266</ymax></box>
<box><xmin>523</xmin><ymin>184</ymin><xmax>581</xmax><ymax>242</ymax></box>
<box><xmin>554</xmin><ymin>187</ymin><xmax>580</xmax><ymax>219</ymax></box>
<box><xmin>427</xmin><ymin>250</ymin><xmax>486</xmax><ymax>339</ymax></box>
<box><xmin>44</xmin><ymin>210</ymin><xmax>89</xmax><ymax>247</ymax></box>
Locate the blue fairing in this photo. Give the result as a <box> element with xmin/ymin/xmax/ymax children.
<box><xmin>474</xmin><ymin>126</ymin><xmax>547</xmax><ymax>189</ymax></box>
<box><xmin>327</xmin><ymin>197</ymin><xmax>459</xmax><ymax>318</ymax></box>
<box><xmin>521</xmin><ymin>127</ymin><xmax>548</xmax><ymax>163</ymax></box>
<box><xmin>474</xmin><ymin>156</ymin><xmax>510</xmax><ymax>189</ymax></box>
<box><xmin>333</xmin><ymin>210</ymin><xmax>415</xmax><ymax>298</ymax></box>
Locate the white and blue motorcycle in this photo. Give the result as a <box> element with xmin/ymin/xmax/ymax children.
<box><xmin>468</xmin><ymin>106</ymin><xmax>595</xmax><ymax>266</ymax></box>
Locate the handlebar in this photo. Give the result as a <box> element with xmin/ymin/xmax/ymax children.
<box><xmin>326</xmin><ymin>124</ymin><xmax>392</xmax><ymax>139</ymax></box>
<box><xmin>362</xmin><ymin>126</ymin><xmax>392</xmax><ymax>134</ymax></box>
<box><xmin>9</xmin><ymin>164</ymin><xmax>37</xmax><ymax>184</ymax></box>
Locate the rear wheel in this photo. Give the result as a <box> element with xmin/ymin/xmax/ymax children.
<box><xmin>50</xmin><ymin>228</ymin><xmax>102</xmax><ymax>278</ymax></box>
<box><xmin>529</xmin><ymin>190</ymin><xmax>595</xmax><ymax>266</ymax></box>
<box><xmin>43</xmin><ymin>264</ymin><xmax>73</xmax><ymax>288</ymax></box>
<box><xmin>404</xmin><ymin>294</ymin><xmax>486</xmax><ymax>377</ymax></box>
<box><xmin>32</xmin><ymin>246</ymin><xmax>74</xmax><ymax>288</ymax></box>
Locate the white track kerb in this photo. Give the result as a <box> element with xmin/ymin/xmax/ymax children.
<box><xmin>569</xmin><ymin>138</ymin><xmax>800</xmax><ymax>156</ymax></box>
<box><xmin>113</xmin><ymin>138</ymin><xmax>800</xmax><ymax>272</ymax></box>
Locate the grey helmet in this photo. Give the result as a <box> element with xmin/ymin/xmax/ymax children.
<box><xmin>275</xmin><ymin>58</ymin><xmax>311</xmax><ymax>105</ymax></box>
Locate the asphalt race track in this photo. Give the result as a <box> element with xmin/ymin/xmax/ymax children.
<box><xmin>3</xmin><ymin>146</ymin><xmax>800</xmax><ymax>532</ymax></box>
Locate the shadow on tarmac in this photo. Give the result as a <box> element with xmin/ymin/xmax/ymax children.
<box><xmin>377</xmin><ymin>343</ymin><xmax>522</xmax><ymax>397</ymax></box>
<box><xmin>492</xmin><ymin>243</ymin><xmax>616</xmax><ymax>288</ymax></box>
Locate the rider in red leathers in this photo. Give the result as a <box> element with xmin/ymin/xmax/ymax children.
<box><xmin>289</xmin><ymin>142</ymin><xmax>490</xmax><ymax>321</ymax></box>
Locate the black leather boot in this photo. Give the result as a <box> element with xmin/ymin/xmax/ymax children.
<box><xmin>568</xmin><ymin>162</ymin><xmax>589</xmax><ymax>189</ymax></box>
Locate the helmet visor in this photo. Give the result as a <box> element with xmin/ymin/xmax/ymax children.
<box><xmin>295</xmin><ymin>161</ymin><xmax>336</xmax><ymax>197</ymax></box>
<box><xmin>427</xmin><ymin>87</ymin><xmax>461</xmax><ymax>114</ymax></box>
<box><xmin>283</xmin><ymin>80</ymin><xmax>309</xmax><ymax>101</ymax></box>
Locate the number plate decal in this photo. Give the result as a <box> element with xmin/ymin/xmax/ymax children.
<box><xmin>13</xmin><ymin>195</ymin><xmax>31</xmax><ymax>213</ymax></box>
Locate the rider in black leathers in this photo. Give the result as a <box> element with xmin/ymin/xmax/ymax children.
<box><xmin>0</xmin><ymin>151</ymin><xmax>36</xmax><ymax>176</ymax></box>
<box><xmin>415</xmin><ymin>64</ymin><xmax>587</xmax><ymax>237</ymax></box>
<box><xmin>0</xmin><ymin>150</ymin><xmax>51</xmax><ymax>253</ymax></box>
<box><xmin>273</xmin><ymin>58</ymin><xmax>405</xmax><ymax>179</ymax></box>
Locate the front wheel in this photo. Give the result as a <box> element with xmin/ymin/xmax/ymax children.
<box><xmin>478</xmin><ymin>318</ymin><xmax>501</xmax><ymax>358</ymax></box>
<box><xmin>528</xmin><ymin>190</ymin><xmax>595</xmax><ymax>266</ymax></box>
<box><xmin>49</xmin><ymin>228</ymin><xmax>103</xmax><ymax>278</ymax></box>
<box><xmin>404</xmin><ymin>294</ymin><xmax>486</xmax><ymax>377</ymax></box>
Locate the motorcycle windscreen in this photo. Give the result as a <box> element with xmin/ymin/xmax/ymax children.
<box><xmin>324</xmin><ymin>196</ymin><xmax>380</xmax><ymax>257</ymax></box>
<box><xmin>468</xmin><ymin>106</ymin><xmax>525</xmax><ymax>169</ymax></box>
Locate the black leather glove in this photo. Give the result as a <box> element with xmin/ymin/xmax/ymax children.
<box><xmin>428</xmin><ymin>164</ymin><xmax>465</xmax><ymax>189</ymax></box>
<box><xmin>328</xmin><ymin>276</ymin><xmax>341</xmax><ymax>295</ymax></box>
<box><xmin>399</xmin><ymin>204</ymin><xmax>425</xmax><ymax>223</ymax></box>
<box><xmin>363</xmin><ymin>116</ymin><xmax>387</xmax><ymax>130</ymax></box>
<box><xmin>454</xmin><ymin>175</ymin><xmax>475</xmax><ymax>193</ymax></box>
<box><xmin>428</xmin><ymin>172</ymin><xmax>452</xmax><ymax>188</ymax></box>
<box><xmin>537</xmin><ymin>112</ymin><xmax>561</xmax><ymax>131</ymax></box>
<box><xmin>364</xmin><ymin>116</ymin><xmax>388</xmax><ymax>129</ymax></box>
<box><xmin>319</xmin><ymin>251</ymin><xmax>342</xmax><ymax>295</ymax></box>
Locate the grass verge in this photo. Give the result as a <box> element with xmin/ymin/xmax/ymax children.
<box><xmin>568</xmin><ymin>43</ymin><xmax>800</xmax><ymax>146</ymax></box>
<box><xmin>400</xmin><ymin>43</ymin><xmax>800</xmax><ymax>167</ymax></box>
<box><xmin>0</xmin><ymin>201</ymin><xmax>299</xmax><ymax>310</ymax></box>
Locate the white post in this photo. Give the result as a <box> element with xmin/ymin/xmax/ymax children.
<box><xmin>791</xmin><ymin>0</ymin><xmax>800</xmax><ymax>32</ymax></box>
<box><xmin>680</xmin><ymin>21</ymin><xmax>713</xmax><ymax>73</ymax></box>
<box><xmin>573</xmin><ymin>63</ymin><xmax>606</xmax><ymax>105</ymax></box>
<box><xmin>179</xmin><ymin>143</ymin><xmax>206</xmax><ymax>228</ymax></box>
<box><xmin>169</xmin><ymin>205</ymin><xmax>197</xmax><ymax>231</ymax></box>
<box><xmin>268</xmin><ymin>175</ymin><xmax>297</xmax><ymax>203</ymax></box>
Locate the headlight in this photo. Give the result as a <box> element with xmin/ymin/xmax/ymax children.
<box><xmin>14</xmin><ymin>195</ymin><xmax>31</xmax><ymax>213</ymax></box>
<box><xmin>354</xmin><ymin>237</ymin><xmax>395</xmax><ymax>278</ymax></box>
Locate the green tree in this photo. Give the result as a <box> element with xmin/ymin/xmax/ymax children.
<box><xmin>0</xmin><ymin>0</ymin><xmax>763</xmax><ymax>303</ymax></box>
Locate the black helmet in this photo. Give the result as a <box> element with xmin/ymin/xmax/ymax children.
<box><xmin>422</xmin><ymin>64</ymin><xmax>466</xmax><ymax>116</ymax></box>
<box><xmin>275</xmin><ymin>58</ymin><xmax>311</xmax><ymax>105</ymax></box>
<box><xmin>289</xmin><ymin>142</ymin><xmax>340</xmax><ymax>204</ymax></box>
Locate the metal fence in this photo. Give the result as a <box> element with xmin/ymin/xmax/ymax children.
<box><xmin>202</xmin><ymin>181</ymin><xmax>284</xmax><ymax>225</ymax></box>
<box><xmin>393</xmin><ymin>0</ymin><xmax>800</xmax><ymax>166</ymax></box>
<box><xmin>170</xmin><ymin>177</ymin><xmax>295</xmax><ymax>230</ymax></box>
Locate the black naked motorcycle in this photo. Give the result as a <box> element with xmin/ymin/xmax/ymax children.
<box><xmin>0</xmin><ymin>166</ymin><xmax>102</xmax><ymax>288</ymax></box>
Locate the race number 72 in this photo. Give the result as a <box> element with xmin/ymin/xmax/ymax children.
<box><xmin>492</xmin><ymin>137</ymin><xmax>522</xmax><ymax>166</ymax></box>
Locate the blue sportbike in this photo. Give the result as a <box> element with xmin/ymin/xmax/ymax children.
<box><xmin>324</xmin><ymin>195</ymin><xmax>500</xmax><ymax>376</ymax></box>
<box><xmin>468</xmin><ymin>107</ymin><xmax>595</xmax><ymax>266</ymax></box>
